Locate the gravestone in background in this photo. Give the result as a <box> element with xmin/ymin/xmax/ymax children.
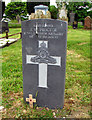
<box><xmin>59</xmin><ymin>3</ymin><xmax>68</xmax><ymax>22</ymax></box>
<box><xmin>84</xmin><ymin>16</ymin><xmax>92</xmax><ymax>29</ymax></box>
<box><xmin>69</xmin><ymin>12</ymin><xmax>75</xmax><ymax>25</ymax></box>
<box><xmin>22</xmin><ymin>19</ymin><xmax>67</xmax><ymax>109</ymax></box>
<box><xmin>0</xmin><ymin>21</ymin><xmax>9</xmax><ymax>33</ymax></box>
<box><xmin>34</xmin><ymin>5</ymin><xmax>48</xmax><ymax>15</ymax></box>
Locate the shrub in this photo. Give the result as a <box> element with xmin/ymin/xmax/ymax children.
<box><xmin>5</xmin><ymin>2</ymin><xmax>27</xmax><ymax>20</ymax></box>
<box><xmin>50</xmin><ymin>5</ymin><xmax>58</xmax><ymax>19</ymax></box>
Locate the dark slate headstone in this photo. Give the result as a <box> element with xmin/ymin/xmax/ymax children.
<box><xmin>22</xmin><ymin>19</ymin><xmax>67</xmax><ymax>109</ymax></box>
<box><xmin>0</xmin><ymin>21</ymin><xmax>9</xmax><ymax>33</ymax></box>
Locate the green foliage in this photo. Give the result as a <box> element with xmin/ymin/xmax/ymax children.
<box><xmin>26</xmin><ymin>2</ymin><xmax>50</xmax><ymax>15</ymax></box>
<box><xmin>56</xmin><ymin>2</ymin><xmax>92</xmax><ymax>22</ymax></box>
<box><xmin>66</xmin><ymin>2</ymin><xmax>92</xmax><ymax>22</ymax></box>
<box><xmin>50</xmin><ymin>5</ymin><xmax>58</xmax><ymax>19</ymax></box>
<box><xmin>5</xmin><ymin>2</ymin><xmax>27</xmax><ymax>20</ymax></box>
<box><xmin>9</xmin><ymin>23</ymin><xmax>21</xmax><ymax>28</ymax></box>
<box><xmin>78</xmin><ymin>22</ymin><xmax>84</xmax><ymax>29</ymax></box>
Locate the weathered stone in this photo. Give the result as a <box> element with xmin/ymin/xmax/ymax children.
<box><xmin>84</xmin><ymin>16</ymin><xmax>92</xmax><ymax>29</ymax></box>
<box><xmin>59</xmin><ymin>3</ymin><xmax>68</xmax><ymax>22</ymax></box>
<box><xmin>45</xmin><ymin>11</ymin><xmax>51</xmax><ymax>19</ymax></box>
<box><xmin>69</xmin><ymin>12</ymin><xmax>75</xmax><ymax>25</ymax></box>
<box><xmin>0</xmin><ymin>21</ymin><xmax>9</xmax><ymax>33</ymax></box>
<box><xmin>29</xmin><ymin>10</ymin><xmax>51</xmax><ymax>20</ymax></box>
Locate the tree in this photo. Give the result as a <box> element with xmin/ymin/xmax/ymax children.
<box><xmin>50</xmin><ymin>5</ymin><xmax>58</xmax><ymax>19</ymax></box>
<box><xmin>66</xmin><ymin>2</ymin><xmax>92</xmax><ymax>22</ymax></box>
<box><xmin>56</xmin><ymin>1</ymin><xmax>92</xmax><ymax>22</ymax></box>
<box><xmin>5</xmin><ymin>2</ymin><xmax>27</xmax><ymax>19</ymax></box>
<box><xmin>26</xmin><ymin>2</ymin><xmax>50</xmax><ymax>15</ymax></box>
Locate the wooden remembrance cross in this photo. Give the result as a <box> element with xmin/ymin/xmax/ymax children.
<box><xmin>26</xmin><ymin>41</ymin><xmax>61</xmax><ymax>88</ymax></box>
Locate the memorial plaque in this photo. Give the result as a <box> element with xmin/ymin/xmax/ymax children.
<box><xmin>22</xmin><ymin>19</ymin><xmax>67</xmax><ymax>109</ymax></box>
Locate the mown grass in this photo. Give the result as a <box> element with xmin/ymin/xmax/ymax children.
<box><xmin>1</xmin><ymin>28</ymin><xmax>91</xmax><ymax>118</ymax></box>
<box><xmin>0</xmin><ymin>28</ymin><xmax>21</xmax><ymax>38</ymax></box>
<box><xmin>8</xmin><ymin>20</ymin><xmax>21</xmax><ymax>28</ymax></box>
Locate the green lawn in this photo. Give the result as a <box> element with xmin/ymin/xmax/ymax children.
<box><xmin>0</xmin><ymin>28</ymin><xmax>21</xmax><ymax>38</ymax></box>
<box><xmin>1</xmin><ymin>28</ymin><xmax>91</xmax><ymax>118</ymax></box>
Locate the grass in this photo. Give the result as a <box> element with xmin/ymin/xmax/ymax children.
<box><xmin>0</xmin><ymin>28</ymin><xmax>21</xmax><ymax>39</ymax></box>
<box><xmin>8</xmin><ymin>20</ymin><xmax>21</xmax><ymax>28</ymax></box>
<box><xmin>1</xmin><ymin>28</ymin><xmax>91</xmax><ymax>118</ymax></box>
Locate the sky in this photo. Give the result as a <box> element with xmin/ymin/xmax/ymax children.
<box><xmin>4</xmin><ymin>0</ymin><xmax>57</xmax><ymax>7</ymax></box>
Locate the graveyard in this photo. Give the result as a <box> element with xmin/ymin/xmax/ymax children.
<box><xmin>0</xmin><ymin>1</ymin><xmax>91</xmax><ymax>119</ymax></box>
<box><xmin>1</xmin><ymin>27</ymin><xmax>91</xmax><ymax>118</ymax></box>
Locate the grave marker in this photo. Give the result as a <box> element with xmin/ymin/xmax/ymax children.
<box><xmin>0</xmin><ymin>21</ymin><xmax>9</xmax><ymax>33</ymax></box>
<box><xmin>84</xmin><ymin>16</ymin><xmax>92</xmax><ymax>29</ymax></box>
<box><xmin>22</xmin><ymin>19</ymin><xmax>67</xmax><ymax>109</ymax></box>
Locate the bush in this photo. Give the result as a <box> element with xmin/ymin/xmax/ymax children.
<box><xmin>78</xmin><ymin>22</ymin><xmax>84</xmax><ymax>29</ymax></box>
<box><xmin>5</xmin><ymin>2</ymin><xmax>27</xmax><ymax>20</ymax></box>
<box><xmin>50</xmin><ymin>5</ymin><xmax>58</xmax><ymax>19</ymax></box>
<box><xmin>68</xmin><ymin>25</ymin><xmax>72</xmax><ymax>29</ymax></box>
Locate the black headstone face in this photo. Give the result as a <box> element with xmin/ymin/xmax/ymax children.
<box><xmin>0</xmin><ymin>21</ymin><xmax>9</xmax><ymax>33</ymax></box>
<box><xmin>22</xmin><ymin>19</ymin><xmax>67</xmax><ymax>109</ymax></box>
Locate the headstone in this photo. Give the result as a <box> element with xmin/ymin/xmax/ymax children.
<box><xmin>59</xmin><ymin>3</ymin><xmax>68</xmax><ymax>22</ymax></box>
<box><xmin>0</xmin><ymin>21</ymin><xmax>9</xmax><ymax>33</ymax></box>
<box><xmin>84</xmin><ymin>16</ymin><xmax>92</xmax><ymax>29</ymax></box>
<box><xmin>34</xmin><ymin>5</ymin><xmax>48</xmax><ymax>15</ymax></box>
<box><xmin>16</xmin><ymin>14</ymin><xmax>21</xmax><ymax>24</ymax></box>
<box><xmin>22</xmin><ymin>19</ymin><xmax>67</xmax><ymax>109</ymax></box>
<box><xmin>69</xmin><ymin>12</ymin><xmax>75</xmax><ymax>25</ymax></box>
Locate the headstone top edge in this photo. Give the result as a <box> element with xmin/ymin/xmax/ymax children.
<box><xmin>22</xmin><ymin>19</ymin><xmax>68</xmax><ymax>24</ymax></box>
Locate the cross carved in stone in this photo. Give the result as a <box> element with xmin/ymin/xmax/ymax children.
<box><xmin>26</xmin><ymin>41</ymin><xmax>61</xmax><ymax>88</ymax></box>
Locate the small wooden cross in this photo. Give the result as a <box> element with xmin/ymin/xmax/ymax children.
<box><xmin>26</xmin><ymin>94</ymin><xmax>36</xmax><ymax>108</ymax></box>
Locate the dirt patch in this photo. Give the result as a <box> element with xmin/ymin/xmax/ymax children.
<box><xmin>67</xmin><ymin>50</ymin><xmax>81</xmax><ymax>58</ymax></box>
<box><xmin>75</xmin><ymin>70</ymin><xmax>82</xmax><ymax>73</ymax></box>
<box><xmin>78</xmin><ymin>42</ymin><xmax>88</xmax><ymax>45</ymax></box>
<box><xmin>67</xmin><ymin>50</ymin><xmax>75</xmax><ymax>55</ymax></box>
<box><xmin>68</xmin><ymin>107</ymin><xmax>90</xmax><ymax>118</ymax></box>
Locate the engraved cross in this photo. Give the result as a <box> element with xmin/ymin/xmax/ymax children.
<box><xmin>26</xmin><ymin>41</ymin><xmax>61</xmax><ymax>88</ymax></box>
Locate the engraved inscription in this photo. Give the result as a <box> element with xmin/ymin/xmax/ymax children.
<box><xmin>31</xmin><ymin>42</ymin><xmax>57</xmax><ymax>64</ymax></box>
<box><xmin>23</xmin><ymin>23</ymin><xmax>63</xmax><ymax>39</ymax></box>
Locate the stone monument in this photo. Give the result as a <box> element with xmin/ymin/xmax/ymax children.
<box><xmin>22</xmin><ymin>19</ymin><xmax>67</xmax><ymax>109</ymax></box>
<box><xmin>84</xmin><ymin>16</ymin><xmax>92</xmax><ymax>30</ymax></box>
<box><xmin>34</xmin><ymin>5</ymin><xmax>48</xmax><ymax>15</ymax></box>
<box><xmin>0</xmin><ymin>21</ymin><xmax>9</xmax><ymax>34</ymax></box>
<box><xmin>59</xmin><ymin>3</ymin><xmax>68</xmax><ymax>22</ymax></box>
<box><xmin>29</xmin><ymin>5</ymin><xmax>51</xmax><ymax>20</ymax></box>
<box><xmin>69</xmin><ymin>12</ymin><xmax>75</xmax><ymax>25</ymax></box>
<box><xmin>16</xmin><ymin>14</ymin><xmax>21</xmax><ymax>24</ymax></box>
